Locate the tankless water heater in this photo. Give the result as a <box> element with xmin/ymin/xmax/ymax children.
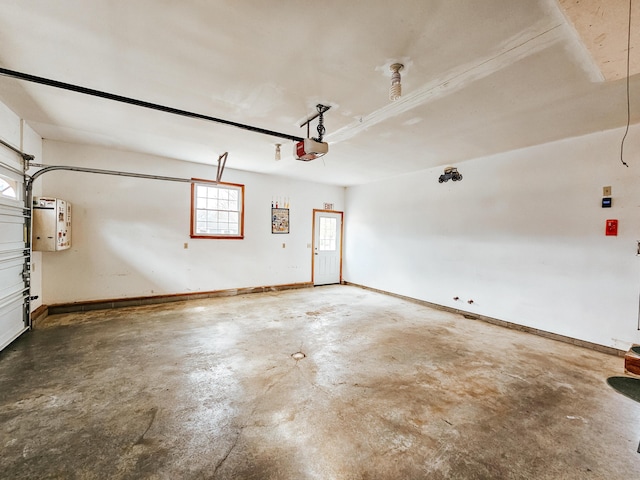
<box><xmin>32</xmin><ymin>197</ymin><xmax>72</xmax><ymax>251</ymax></box>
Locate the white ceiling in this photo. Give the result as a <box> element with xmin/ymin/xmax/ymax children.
<box><xmin>0</xmin><ymin>0</ymin><xmax>638</xmax><ymax>186</ymax></box>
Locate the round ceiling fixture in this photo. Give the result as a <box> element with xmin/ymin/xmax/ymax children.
<box><xmin>389</xmin><ymin>63</ymin><xmax>404</xmax><ymax>101</ymax></box>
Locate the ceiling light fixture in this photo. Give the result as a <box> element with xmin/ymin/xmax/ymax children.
<box><xmin>438</xmin><ymin>166</ymin><xmax>463</xmax><ymax>183</ymax></box>
<box><xmin>389</xmin><ymin>63</ymin><xmax>404</xmax><ymax>101</ymax></box>
<box><xmin>275</xmin><ymin>143</ymin><xmax>281</xmax><ymax>161</ymax></box>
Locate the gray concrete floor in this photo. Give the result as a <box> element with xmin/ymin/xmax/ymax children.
<box><xmin>1</xmin><ymin>285</ymin><xmax>639</xmax><ymax>479</ymax></box>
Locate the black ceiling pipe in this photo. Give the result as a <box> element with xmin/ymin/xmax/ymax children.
<box><xmin>0</xmin><ymin>67</ymin><xmax>304</xmax><ymax>142</ymax></box>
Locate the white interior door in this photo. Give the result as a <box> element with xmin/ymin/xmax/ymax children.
<box><xmin>313</xmin><ymin>210</ymin><xmax>343</xmax><ymax>286</ymax></box>
<box><xmin>0</xmin><ymin>149</ymin><xmax>29</xmax><ymax>352</ymax></box>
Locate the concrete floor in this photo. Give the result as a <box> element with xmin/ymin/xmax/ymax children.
<box><xmin>1</xmin><ymin>285</ymin><xmax>639</xmax><ymax>479</ymax></box>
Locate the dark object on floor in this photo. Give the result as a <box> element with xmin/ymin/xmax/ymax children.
<box><xmin>607</xmin><ymin>376</ymin><xmax>640</xmax><ymax>403</ymax></box>
<box><xmin>624</xmin><ymin>345</ymin><xmax>640</xmax><ymax>375</ymax></box>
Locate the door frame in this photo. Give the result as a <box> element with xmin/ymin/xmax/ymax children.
<box><xmin>311</xmin><ymin>209</ymin><xmax>344</xmax><ymax>285</ymax></box>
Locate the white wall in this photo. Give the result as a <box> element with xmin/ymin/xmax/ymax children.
<box><xmin>0</xmin><ymin>101</ymin><xmax>21</xmax><ymax>148</ymax></box>
<box><xmin>40</xmin><ymin>141</ymin><xmax>344</xmax><ymax>304</ymax></box>
<box><xmin>0</xmin><ymin>101</ymin><xmax>43</xmax><ymax>312</ymax></box>
<box><xmin>32</xmin><ymin>123</ymin><xmax>640</xmax><ymax>350</ymax></box>
<box><xmin>344</xmin><ymin>125</ymin><xmax>640</xmax><ymax>350</ymax></box>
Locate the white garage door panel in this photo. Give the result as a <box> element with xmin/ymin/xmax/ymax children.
<box><xmin>0</xmin><ymin>219</ymin><xmax>24</xmax><ymax>249</ymax></box>
<box><xmin>0</xmin><ymin>295</ymin><xmax>27</xmax><ymax>351</ymax></box>
<box><xmin>0</xmin><ymin>256</ymin><xmax>25</xmax><ymax>296</ymax></box>
<box><xmin>0</xmin><ymin>156</ymin><xmax>28</xmax><ymax>352</ymax></box>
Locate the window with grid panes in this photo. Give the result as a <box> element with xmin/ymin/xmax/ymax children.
<box><xmin>318</xmin><ymin>217</ymin><xmax>337</xmax><ymax>251</ymax></box>
<box><xmin>191</xmin><ymin>181</ymin><xmax>244</xmax><ymax>239</ymax></box>
<box><xmin>0</xmin><ymin>175</ymin><xmax>17</xmax><ymax>199</ymax></box>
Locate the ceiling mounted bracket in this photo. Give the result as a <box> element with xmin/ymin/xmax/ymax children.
<box><xmin>216</xmin><ymin>152</ymin><xmax>228</xmax><ymax>183</ymax></box>
<box><xmin>299</xmin><ymin>104</ymin><xmax>331</xmax><ymax>141</ymax></box>
<box><xmin>295</xmin><ymin>105</ymin><xmax>331</xmax><ymax>162</ymax></box>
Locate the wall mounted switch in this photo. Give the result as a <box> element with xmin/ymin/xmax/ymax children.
<box><xmin>603</xmin><ymin>186</ymin><xmax>612</xmax><ymax>196</ymax></box>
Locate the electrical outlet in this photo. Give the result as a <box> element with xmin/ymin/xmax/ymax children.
<box><xmin>603</xmin><ymin>186</ymin><xmax>612</xmax><ymax>196</ymax></box>
<box><xmin>183</xmin><ymin>242</ymin><xmax>188</xmax><ymax>249</ymax></box>
<box><xmin>282</xmin><ymin>243</ymin><xmax>286</xmax><ymax>248</ymax></box>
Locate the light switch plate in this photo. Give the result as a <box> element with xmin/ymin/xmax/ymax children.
<box><xmin>603</xmin><ymin>186</ymin><xmax>612</xmax><ymax>196</ymax></box>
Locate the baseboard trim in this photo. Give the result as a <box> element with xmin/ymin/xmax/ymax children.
<box><xmin>344</xmin><ymin>282</ymin><xmax>626</xmax><ymax>358</ymax></box>
<box><xmin>30</xmin><ymin>305</ymin><xmax>49</xmax><ymax>326</ymax></box>
<box><xmin>34</xmin><ymin>281</ymin><xmax>628</xmax><ymax>357</ymax></box>
<box><xmin>45</xmin><ymin>282</ymin><xmax>314</xmax><ymax>316</ymax></box>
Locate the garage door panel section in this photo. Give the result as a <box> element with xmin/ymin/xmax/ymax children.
<box><xmin>0</xmin><ymin>204</ymin><xmax>26</xmax><ymax>250</ymax></box>
<box><xmin>0</xmin><ymin>253</ymin><xmax>26</xmax><ymax>297</ymax></box>
<box><xmin>0</xmin><ymin>155</ymin><xmax>28</xmax><ymax>351</ymax></box>
<box><xmin>0</xmin><ymin>291</ymin><xmax>27</xmax><ymax>350</ymax></box>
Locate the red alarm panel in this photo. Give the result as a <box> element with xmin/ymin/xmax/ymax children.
<box><xmin>605</xmin><ymin>219</ymin><xmax>618</xmax><ymax>236</ymax></box>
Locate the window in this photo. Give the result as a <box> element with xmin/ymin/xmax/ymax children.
<box><xmin>318</xmin><ymin>217</ymin><xmax>337</xmax><ymax>251</ymax></box>
<box><xmin>0</xmin><ymin>175</ymin><xmax>17</xmax><ymax>199</ymax></box>
<box><xmin>191</xmin><ymin>180</ymin><xmax>244</xmax><ymax>239</ymax></box>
